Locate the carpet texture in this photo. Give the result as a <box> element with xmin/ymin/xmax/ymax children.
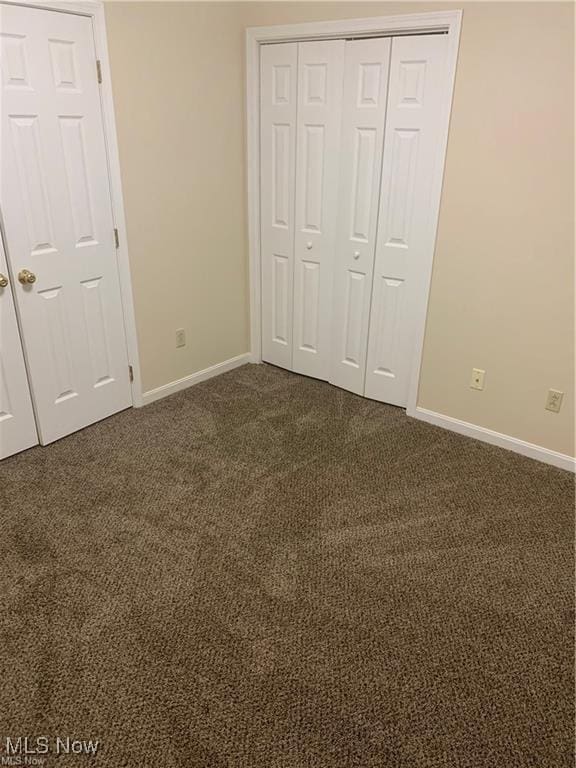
<box><xmin>0</xmin><ymin>363</ymin><xmax>573</xmax><ymax>767</ymax></box>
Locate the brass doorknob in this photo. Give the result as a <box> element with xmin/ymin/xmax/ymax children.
<box><xmin>0</xmin><ymin>274</ymin><xmax>8</xmax><ymax>288</ymax></box>
<box><xmin>18</xmin><ymin>269</ymin><xmax>36</xmax><ymax>285</ymax></box>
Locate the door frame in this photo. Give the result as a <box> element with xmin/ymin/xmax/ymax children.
<box><xmin>0</xmin><ymin>0</ymin><xmax>143</xmax><ymax>406</ymax></box>
<box><xmin>246</xmin><ymin>10</ymin><xmax>462</xmax><ymax>416</ymax></box>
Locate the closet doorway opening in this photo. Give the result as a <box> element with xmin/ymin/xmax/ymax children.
<box><xmin>246</xmin><ymin>11</ymin><xmax>462</xmax><ymax>415</ymax></box>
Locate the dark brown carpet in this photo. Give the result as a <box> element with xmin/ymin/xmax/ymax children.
<box><xmin>0</xmin><ymin>363</ymin><xmax>573</xmax><ymax>767</ymax></box>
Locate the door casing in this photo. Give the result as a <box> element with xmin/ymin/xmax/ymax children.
<box><xmin>0</xmin><ymin>0</ymin><xmax>143</xmax><ymax>407</ymax></box>
<box><xmin>246</xmin><ymin>11</ymin><xmax>462</xmax><ymax>417</ymax></box>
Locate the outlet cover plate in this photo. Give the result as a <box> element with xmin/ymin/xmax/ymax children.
<box><xmin>545</xmin><ymin>389</ymin><xmax>564</xmax><ymax>413</ymax></box>
<box><xmin>176</xmin><ymin>328</ymin><xmax>186</xmax><ymax>348</ymax></box>
<box><xmin>470</xmin><ymin>368</ymin><xmax>485</xmax><ymax>391</ymax></box>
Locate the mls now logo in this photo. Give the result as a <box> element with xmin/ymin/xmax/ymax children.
<box><xmin>1</xmin><ymin>756</ymin><xmax>45</xmax><ymax>767</ymax></box>
<box><xmin>0</xmin><ymin>736</ymin><xmax>99</xmax><ymax>764</ymax></box>
<box><xmin>0</xmin><ymin>737</ymin><xmax>47</xmax><ymax>766</ymax></box>
<box><xmin>54</xmin><ymin>738</ymin><xmax>99</xmax><ymax>756</ymax></box>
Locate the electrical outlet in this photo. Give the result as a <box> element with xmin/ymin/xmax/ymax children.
<box><xmin>470</xmin><ymin>368</ymin><xmax>485</xmax><ymax>391</ymax></box>
<box><xmin>545</xmin><ymin>389</ymin><xmax>563</xmax><ymax>413</ymax></box>
<box><xmin>175</xmin><ymin>328</ymin><xmax>186</xmax><ymax>348</ymax></box>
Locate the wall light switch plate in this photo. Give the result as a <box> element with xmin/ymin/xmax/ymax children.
<box><xmin>545</xmin><ymin>389</ymin><xmax>563</xmax><ymax>413</ymax></box>
<box><xmin>470</xmin><ymin>368</ymin><xmax>485</xmax><ymax>391</ymax></box>
<box><xmin>176</xmin><ymin>328</ymin><xmax>186</xmax><ymax>348</ymax></box>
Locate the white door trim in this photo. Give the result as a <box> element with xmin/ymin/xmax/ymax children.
<box><xmin>1</xmin><ymin>0</ymin><xmax>143</xmax><ymax>406</ymax></box>
<box><xmin>246</xmin><ymin>10</ymin><xmax>462</xmax><ymax>418</ymax></box>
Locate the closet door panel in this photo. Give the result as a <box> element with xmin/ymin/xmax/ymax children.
<box><xmin>365</xmin><ymin>35</ymin><xmax>448</xmax><ymax>406</ymax></box>
<box><xmin>330</xmin><ymin>39</ymin><xmax>391</xmax><ymax>395</ymax></box>
<box><xmin>0</xmin><ymin>243</ymin><xmax>38</xmax><ymax>460</ymax></box>
<box><xmin>292</xmin><ymin>40</ymin><xmax>344</xmax><ymax>380</ymax></box>
<box><xmin>260</xmin><ymin>43</ymin><xmax>298</xmax><ymax>370</ymax></box>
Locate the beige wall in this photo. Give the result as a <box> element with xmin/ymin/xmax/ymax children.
<box><xmin>104</xmin><ymin>3</ymin><xmax>249</xmax><ymax>392</ymax></box>
<box><xmin>105</xmin><ymin>1</ymin><xmax>575</xmax><ymax>457</ymax></box>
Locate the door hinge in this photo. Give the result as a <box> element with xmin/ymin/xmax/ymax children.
<box><xmin>96</xmin><ymin>59</ymin><xmax>102</xmax><ymax>84</ymax></box>
<box><xmin>128</xmin><ymin>365</ymin><xmax>134</xmax><ymax>383</ymax></box>
<box><xmin>114</xmin><ymin>228</ymin><xmax>119</xmax><ymax>249</ymax></box>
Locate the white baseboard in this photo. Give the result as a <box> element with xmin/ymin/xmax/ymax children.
<box><xmin>142</xmin><ymin>353</ymin><xmax>251</xmax><ymax>406</ymax></box>
<box><xmin>410</xmin><ymin>406</ymin><xmax>575</xmax><ymax>473</ymax></box>
<box><xmin>142</xmin><ymin>362</ymin><xmax>574</xmax><ymax>472</ymax></box>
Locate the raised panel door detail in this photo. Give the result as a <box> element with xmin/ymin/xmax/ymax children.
<box><xmin>366</xmin><ymin>34</ymin><xmax>449</xmax><ymax>408</ymax></box>
<box><xmin>292</xmin><ymin>39</ymin><xmax>344</xmax><ymax>382</ymax></box>
<box><xmin>358</xmin><ymin>63</ymin><xmax>382</xmax><ymax>107</ymax></box>
<box><xmin>272</xmin><ymin>65</ymin><xmax>290</xmax><ymax>105</ymax></box>
<box><xmin>0</xmin><ymin>254</ymin><xmax>38</xmax><ymax>457</ymax></box>
<box><xmin>49</xmin><ymin>39</ymin><xmax>80</xmax><ymax>92</ymax></box>
<box><xmin>304</xmin><ymin>64</ymin><xmax>327</xmax><ymax>105</ymax></box>
<box><xmin>302</xmin><ymin>124</ymin><xmax>325</xmax><ymax>233</ymax></box>
<box><xmin>370</xmin><ymin>277</ymin><xmax>404</xmax><ymax>377</ymax></box>
<box><xmin>59</xmin><ymin>116</ymin><xmax>97</xmax><ymax>247</ymax></box>
<box><xmin>81</xmin><ymin>277</ymin><xmax>114</xmax><ymax>388</ymax></box>
<box><xmin>272</xmin><ymin>123</ymin><xmax>291</xmax><ymax>229</ymax></box>
<box><xmin>342</xmin><ymin>271</ymin><xmax>366</xmax><ymax>367</ymax></box>
<box><xmin>1</xmin><ymin>4</ymin><xmax>132</xmax><ymax>447</ymax></box>
<box><xmin>0</xmin><ymin>360</ymin><xmax>13</xmax><ymax>422</ymax></box>
<box><xmin>273</xmin><ymin>255</ymin><xmax>289</xmax><ymax>345</ymax></box>
<box><xmin>260</xmin><ymin>43</ymin><xmax>296</xmax><ymax>371</ymax></box>
<box><xmin>350</xmin><ymin>128</ymin><xmax>377</xmax><ymax>242</ymax></box>
<box><xmin>298</xmin><ymin>261</ymin><xmax>320</xmax><ymax>352</ymax></box>
<box><xmin>330</xmin><ymin>37</ymin><xmax>391</xmax><ymax>397</ymax></box>
<box><xmin>382</xmin><ymin>129</ymin><xmax>420</xmax><ymax>249</ymax></box>
<box><xmin>39</xmin><ymin>286</ymin><xmax>78</xmax><ymax>404</ymax></box>
<box><xmin>398</xmin><ymin>60</ymin><xmax>427</xmax><ymax>107</ymax></box>
<box><xmin>0</xmin><ymin>33</ymin><xmax>32</xmax><ymax>91</ymax></box>
<box><xmin>9</xmin><ymin>115</ymin><xmax>56</xmax><ymax>255</ymax></box>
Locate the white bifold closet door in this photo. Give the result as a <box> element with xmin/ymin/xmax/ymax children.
<box><xmin>260</xmin><ymin>40</ymin><xmax>344</xmax><ymax>379</ymax></box>
<box><xmin>260</xmin><ymin>33</ymin><xmax>449</xmax><ymax>410</ymax></box>
<box><xmin>0</xmin><ymin>241</ymin><xmax>38</xmax><ymax>460</ymax></box>
<box><xmin>364</xmin><ymin>34</ymin><xmax>448</xmax><ymax>406</ymax></box>
<box><xmin>292</xmin><ymin>40</ymin><xmax>344</xmax><ymax>379</ymax></box>
<box><xmin>330</xmin><ymin>38</ymin><xmax>391</xmax><ymax>395</ymax></box>
<box><xmin>0</xmin><ymin>4</ymin><xmax>132</xmax><ymax>445</ymax></box>
<box><xmin>260</xmin><ymin>43</ymin><xmax>298</xmax><ymax>370</ymax></box>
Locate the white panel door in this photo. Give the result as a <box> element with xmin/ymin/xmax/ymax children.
<box><xmin>330</xmin><ymin>38</ymin><xmax>391</xmax><ymax>395</ymax></box>
<box><xmin>365</xmin><ymin>35</ymin><xmax>448</xmax><ymax>406</ymax></box>
<box><xmin>292</xmin><ymin>40</ymin><xmax>344</xmax><ymax>380</ymax></box>
<box><xmin>260</xmin><ymin>43</ymin><xmax>298</xmax><ymax>370</ymax></box>
<box><xmin>0</xmin><ymin>241</ymin><xmax>38</xmax><ymax>460</ymax></box>
<box><xmin>0</xmin><ymin>4</ymin><xmax>131</xmax><ymax>444</ymax></box>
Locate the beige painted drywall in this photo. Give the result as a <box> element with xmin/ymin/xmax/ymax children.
<box><xmin>104</xmin><ymin>1</ymin><xmax>575</xmax><ymax>457</ymax></box>
<box><xmin>104</xmin><ymin>2</ymin><xmax>250</xmax><ymax>393</ymax></box>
